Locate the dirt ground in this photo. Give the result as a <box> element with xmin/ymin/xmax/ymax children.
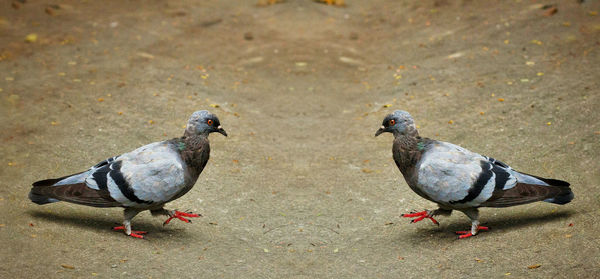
<box><xmin>1</xmin><ymin>0</ymin><xmax>599</xmax><ymax>278</ymax></box>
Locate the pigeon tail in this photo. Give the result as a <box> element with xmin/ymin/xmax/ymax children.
<box><xmin>28</xmin><ymin>189</ymin><xmax>60</xmax><ymax>205</ymax></box>
<box><xmin>28</xmin><ymin>183</ymin><xmax>120</xmax><ymax>207</ymax></box>
<box><xmin>544</xmin><ymin>188</ymin><xmax>574</xmax><ymax>205</ymax></box>
<box><xmin>513</xmin><ymin>171</ymin><xmax>573</xmax><ymax>205</ymax></box>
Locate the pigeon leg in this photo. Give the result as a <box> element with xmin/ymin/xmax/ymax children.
<box><xmin>112</xmin><ymin>208</ymin><xmax>145</xmax><ymax>238</ymax></box>
<box><xmin>456</xmin><ymin>208</ymin><xmax>489</xmax><ymax>239</ymax></box>
<box><xmin>159</xmin><ymin>209</ymin><xmax>202</xmax><ymax>225</ymax></box>
<box><xmin>112</xmin><ymin>226</ymin><xmax>147</xmax><ymax>239</ymax></box>
<box><xmin>401</xmin><ymin>209</ymin><xmax>448</xmax><ymax>225</ymax></box>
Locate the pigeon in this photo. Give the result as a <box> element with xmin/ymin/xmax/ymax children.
<box><xmin>375</xmin><ymin>110</ymin><xmax>573</xmax><ymax>238</ymax></box>
<box><xmin>29</xmin><ymin>110</ymin><xmax>227</xmax><ymax>239</ymax></box>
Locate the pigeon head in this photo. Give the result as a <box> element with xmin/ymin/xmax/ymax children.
<box><xmin>185</xmin><ymin>110</ymin><xmax>227</xmax><ymax>137</ymax></box>
<box><xmin>375</xmin><ymin>110</ymin><xmax>418</xmax><ymax>137</ymax></box>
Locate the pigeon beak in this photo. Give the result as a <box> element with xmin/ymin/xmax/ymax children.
<box><xmin>217</xmin><ymin>126</ymin><xmax>227</xmax><ymax>137</ymax></box>
<box><xmin>375</xmin><ymin>126</ymin><xmax>385</xmax><ymax>137</ymax></box>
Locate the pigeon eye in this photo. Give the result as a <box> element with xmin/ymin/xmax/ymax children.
<box><xmin>207</xmin><ymin>119</ymin><xmax>213</xmax><ymax>125</ymax></box>
<box><xmin>389</xmin><ymin>119</ymin><xmax>396</xmax><ymax>126</ymax></box>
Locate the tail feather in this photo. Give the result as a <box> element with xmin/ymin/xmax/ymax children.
<box><xmin>483</xmin><ymin>182</ymin><xmax>573</xmax><ymax>208</ymax></box>
<box><xmin>28</xmin><ymin>189</ymin><xmax>60</xmax><ymax>205</ymax></box>
<box><xmin>516</xmin><ymin>171</ymin><xmax>570</xmax><ymax>187</ymax></box>
<box><xmin>28</xmin><ymin>183</ymin><xmax>120</xmax><ymax>208</ymax></box>
<box><xmin>544</xmin><ymin>188</ymin><xmax>574</xmax><ymax>205</ymax></box>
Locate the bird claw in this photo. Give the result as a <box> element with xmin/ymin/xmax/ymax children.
<box><xmin>455</xmin><ymin>226</ymin><xmax>490</xmax><ymax>239</ymax></box>
<box><xmin>112</xmin><ymin>226</ymin><xmax>147</xmax><ymax>239</ymax></box>
<box><xmin>401</xmin><ymin>210</ymin><xmax>439</xmax><ymax>225</ymax></box>
<box><xmin>163</xmin><ymin>210</ymin><xmax>202</xmax><ymax>225</ymax></box>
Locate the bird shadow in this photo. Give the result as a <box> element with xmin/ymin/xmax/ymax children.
<box><xmin>399</xmin><ymin>209</ymin><xmax>577</xmax><ymax>242</ymax></box>
<box><xmin>27</xmin><ymin>210</ymin><xmax>198</xmax><ymax>241</ymax></box>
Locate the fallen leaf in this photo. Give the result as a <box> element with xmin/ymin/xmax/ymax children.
<box><xmin>498</xmin><ymin>98</ymin><xmax>505</xmax><ymax>102</ymax></box>
<box><xmin>527</xmin><ymin>264</ymin><xmax>541</xmax><ymax>269</ymax></box>
<box><xmin>61</xmin><ymin>264</ymin><xmax>75</xmax><ymax>269</ymax></box>
<box><xmin>530</xmin><ymin>40</ymin><xmax>543</xmax><ymax>45</ymax></box>
<box><xmin>25</xmin><ymin>33</ymin><xmax>38</xmax><ymax>43</ymax></box>
<box><xmin>543</xmin><ymin>7</ymin><xmax>558</xmax><ymax>16</ymax></box>
<box><xmin>448</xmin><ymin>120</ymin><xmax>454</xmax><ymax>124</ymax></box>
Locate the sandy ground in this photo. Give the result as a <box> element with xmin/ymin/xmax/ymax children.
<box><xmin>1</xmin><ymin>0</ymin><xmax>599</xmax><ymax>278</ymax></box>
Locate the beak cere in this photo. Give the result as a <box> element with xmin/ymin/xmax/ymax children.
<box><xmin>375</xmin><ymin>125</ymin><xmax>385</xmax><ymax>137</ymax></box>
<box><xmin>217</xmin><ymin>125</ymin><xmax>228</xmax><ymax>137</ymax></box>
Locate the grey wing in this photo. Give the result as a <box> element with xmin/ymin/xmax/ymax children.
<box><xmin>416</xmin><ymin>142</ymin><xmax>517</xmax><ymax>208</ymax></box>
<box><xmin>104</xmin><ymin>142</ymin><xmax>188</xmax><ymax>208</ymax></box>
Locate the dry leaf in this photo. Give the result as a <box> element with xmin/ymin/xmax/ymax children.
<box><xmin>25</xmin><ymin>33</ymin><xmax>38</xmax><ymax>43</ymax></box>
<box><xmin>527</xmin><ymin>264</ymin><xmax>541</xmax><ymax>269</ymax></box>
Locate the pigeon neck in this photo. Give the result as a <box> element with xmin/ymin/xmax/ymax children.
<box><xmin>173</xmin><ymin>134</ymin><xmax>210</xmax><ymax>175</ymax></box>
<box><xmin>393</xmin><ymin>133</ymin><xmax>424</xmax><ymax>176</ymax></box>
<box><xmin>181</xmin><ymin>134</ymin><xmax>208</xmax><ymax>149</ymax></box>
<box><xmin>394</xmin><ymin>133</ymin><xmax>419</xmax><ymax>151</ymax></box>
<box><xmin>184</xmin><ymin>130</ymin><xmax>209</xmax><ymax>138</ymax></box>
<box><xmin>393</xmin><ymin>128</ymin><xmax>419</xmax><ymax>139</ymax></box>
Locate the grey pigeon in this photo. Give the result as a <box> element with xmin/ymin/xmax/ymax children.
<box><xmin>375</xmin><ymin>110</ymin><xmax>573</xmax><ymax>238</ymax></box>
<box><xmin>29</xmin><ymin>110</ymin><xmax>227</xmax><ymax>239</ymax></box>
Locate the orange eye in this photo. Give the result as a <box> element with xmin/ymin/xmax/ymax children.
<box><xmin>389</xmin><ymin>119</ymin><xmax>396</xmax><ymax>126</ymax></box>
<box><xmin>207</xmin><ymin>119</ymin><xmax>213</xmax><ymax>125</ymax></box>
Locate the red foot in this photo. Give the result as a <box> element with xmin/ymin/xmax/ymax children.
<box><xmin>112</xmin><ymin>226</ymin><xmax>148</xmax><ymax>239</ymax></box>
<box><xmin>163</xmin><ymin>211</ymin><xmax>202</xmax><ymax>225</ymax></box>
<box><xmin>401</xmin><ymin>211</ymin><xmax>439</xmax><ymax>225</ymax></box>
<box><xmin>456</xmin><ymin>226</ymin><xmax>489</xmax><ymax>239</ymax></box>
